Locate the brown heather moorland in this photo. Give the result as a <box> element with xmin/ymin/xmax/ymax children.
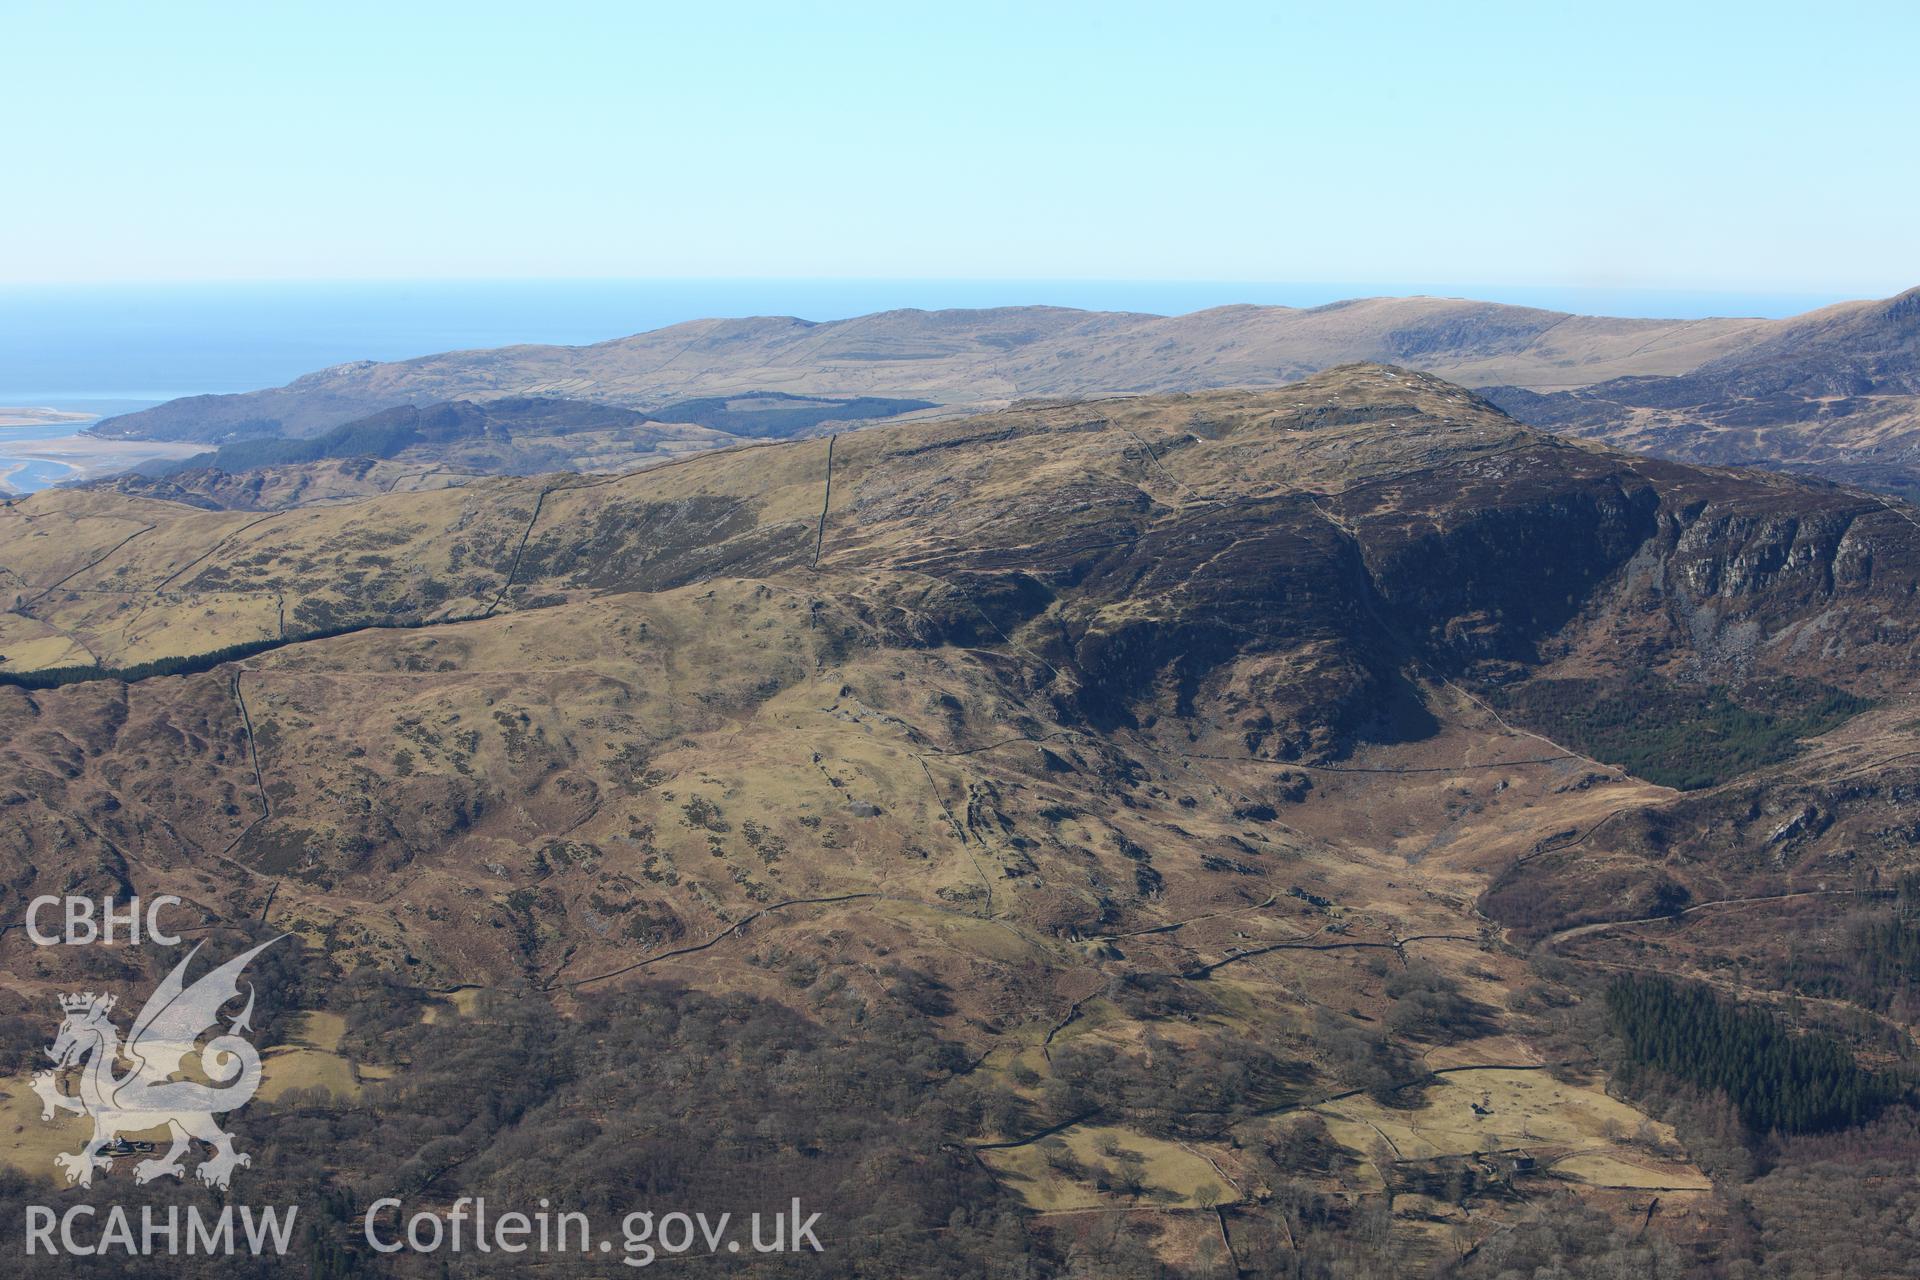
<box><xmin>6</xmin><ymin>366</ymin><xmax>1920</xmax><ymax>1275</ymax></box>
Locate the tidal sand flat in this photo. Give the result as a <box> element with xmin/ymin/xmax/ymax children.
<box><xmin>0</xmin><ymin>408</ymin><xmax>206</xmax><ymax>494</ymax></box>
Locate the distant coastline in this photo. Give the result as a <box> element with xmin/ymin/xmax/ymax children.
<box><xmin>0</xmin><ymin>406</ymin><xmax>91</xmax><ymax>428</ymax></box>
<box><xmin>0</xmin><ymin>402</ymin><xmax>199</xmax><ymax>494</ymax></box>
<box><xmin>0</xmin><ymin>279</ymin><xmax>1863</xmax><ymax>406</ymax></box>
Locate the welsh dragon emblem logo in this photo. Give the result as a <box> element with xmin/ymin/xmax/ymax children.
<box><xmin>31</xmin><ymin>936</ymin><xmax>284</xmax><ymax>1190</ymax></box>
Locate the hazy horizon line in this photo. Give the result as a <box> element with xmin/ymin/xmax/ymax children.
<box><xmin>0</xmin><ymin>274</ymin><xmax>1901</xmax><ymax>297</ymax></box>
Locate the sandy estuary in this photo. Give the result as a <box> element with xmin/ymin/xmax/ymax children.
<box><xmin>0</xmin><ymin>407</ymin><xmax>206</xmax><ymax>494</ymax></box>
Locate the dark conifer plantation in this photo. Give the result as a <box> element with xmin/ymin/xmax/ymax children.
<box><xmin>1606</xmin><ymin>974</ymin><xmax>1904</xmax><ymax>1135</ymax></box>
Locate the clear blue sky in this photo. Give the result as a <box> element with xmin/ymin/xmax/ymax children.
<box><xmin>5</xmin><ymin>0</ymin><xmax>1916</xmax><ymax>293</ymax></box>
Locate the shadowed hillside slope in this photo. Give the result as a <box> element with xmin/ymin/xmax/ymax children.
<box><xmin>7</xmin><ymin>366</ymin><xmax>1920</xmax><ymax>1273</ymax></box>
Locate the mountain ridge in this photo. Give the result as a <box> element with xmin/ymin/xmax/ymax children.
<box><xmin>1481</xmin><ymin>285</ymin><xmax>1920</xmax><ymax>494</ymax></box>
<box><xmin>90</xmin><ymin>295</ymin><xmax>1778</xmax><ymax>443</ymax></box>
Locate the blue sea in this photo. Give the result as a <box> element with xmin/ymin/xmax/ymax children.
<box><xmin>0</xmin><ymin>279</ymin><xmax>1861</xmax><ymax>493</ymax></box>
